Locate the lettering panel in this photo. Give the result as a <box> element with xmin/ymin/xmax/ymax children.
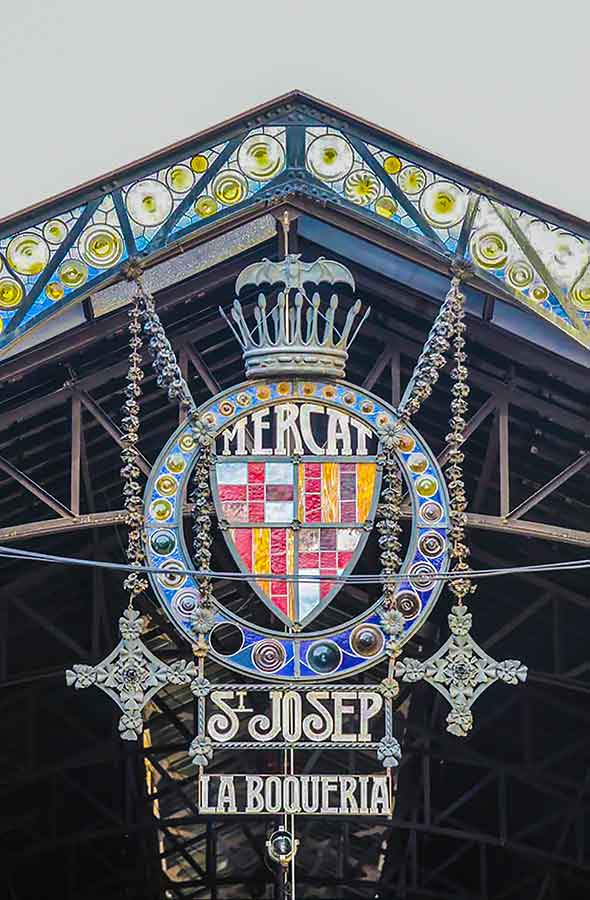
<box><xmin>198</xmin><ymin>773</ymin><xmax>392</xmax><ymax>817</ymax></box>
<box><xmin>197</xmin><ymin>683</ymin><xmax>392</xmax><ymax>753</ymax></box>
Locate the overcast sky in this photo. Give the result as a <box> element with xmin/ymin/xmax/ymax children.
<box><xmin>2</xmin><ymin>1</ymin><xmax>588</xmax><ymax>223</ymax></box>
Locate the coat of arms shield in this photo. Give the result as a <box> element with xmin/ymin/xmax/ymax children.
<box><xmin>212</xmin><ymin>427</ymin><xmax>381</xmax><ymax>627</ymax></box>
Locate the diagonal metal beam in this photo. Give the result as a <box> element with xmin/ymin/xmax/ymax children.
<box><xmin>75</xmin><ymin>388</ymin><xmax>151</xmax><ymax>476</ymax></box>
<box><xmin>508</xmin><ymin>450</ymin><xmax>590</xmax><ymax>521</ymax></box>
<box><xmin>0</xmin><ymin>455</ymin><xmax>73</xmax><ymax>519</ymax></box>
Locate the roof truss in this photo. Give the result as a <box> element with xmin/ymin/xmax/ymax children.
<box><xmin>0</xmin><ymin>92</ymin><xmax>589</xmax><ymax>355</ymax></box>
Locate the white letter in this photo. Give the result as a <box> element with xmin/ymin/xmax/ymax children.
<box><xmin>222</xmin><ymin>418</ymin><xmax>247</xmax><ymax>455</ymax></box>
<box><xmin>284</xmin><ymin>776</ymin><xmax>301</xmax><ymax>813</ymax></box>
<box><xmin>370</xmin><ymin>776</ymin><xmax>391</xmax><ymax>816</ymax></box>
<box><xmin>321</xmin><ymin>775</ymin><xmax>339</xmax><ymax>814</ymax></box>
<box><xmin>300</xmin><ymin>403</ymin><xmax>325</xmax><ymax>455</ymax></box>
<box><xmin>252</xmin><ymin>408</ymin><xmax>272</xmax><ymax>454</ymax></box>
<box><xmin>282</xmin><ymin>691</ymin><xmax>302</xmax><ymax>742</ymax></box>
<box><xmin>275</xmin><ymin>403</ymin><xmax>303</xmax><ymax>455</ymax></box>
<box><xmin>332</xmin><ymin>691</ymin><xmax>358</xmax><ymax>742</ymax></box>
<box><xmin>217</xmin><ymin>776</ymin><xmax>237</xmax><ymax>813</ymax></box>
<box><xmin>340</xmin><ymin>776</ymin><xmax>359</xmax><ymax>814</ymax></box>
<box><xmin>199</xmin><ymin>775</ymin><xmax>215</xmax><ymax>814</ymax></box>
<box><xmin>327</xmin><ymin>410</ymin><xmax>351</xmax><ymax>455</ymax></box>
<box><xmin>301</xmin><ymin>775</ymin><xmax>320</xmax><ymax>813</ymax></box>
<box><xmin>302</xmin><ymin>691</ymin><xmax>334</xmax><ymax>742</ymax></box>
<box><xmin>358</xmin><ymin>776</ymin><xmax>369</xmax><ymax>814</ymax></box>
<box><xmin>359</xmin><ymin>692</ymin><xmax>383</xmax><ymax>743</ymax></box>
<box><xmin>350</xmin><ymin>418</ymin><xmax>373</xmax><ymax>456</ymax></box>
<box><xmin>265</xmin><ymin>776</ymin><xmax>282</xmax><ymax>813</ymax></box>
<box><xmin>249</xmin><ymin>691</ymin><xmax>282</xmax><ymax>741</ymax></box>
<box><xmin>246</xmin><ymin>776</ymin><xmax>264</xmax><ymax>813</ymax></box>
<box><xmin>207</xmin><ymin>691</ymin><xmax>240</xmax><ymax>742</ymax></box>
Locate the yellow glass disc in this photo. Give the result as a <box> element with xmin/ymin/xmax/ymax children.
<box><xmin>0</xmin><ymin>278</ymin><xmax>23</xmax><ymax>308</ymax></box>
<box><xmin>167</xmin><ymin>165</ymin><xmax>194</xmax><ymax>194</ymax></box>
<box><xmin>191</xmin><ymin>155</ymin><xmax>209</xmax><ymax>173</ymax></box>
<box><xmin>506</xmin><ymin>260</ymin><xmax>534</xmax><ymax>290</ymax></box>
<box><xmin>416</xmin><ymin>475</ymin><xmax>438</xmax><ymax>498</ymax></box>
<box><xmin>166</xmin><ymin>453</ymin><xmax>186</xmax><ymax>474</ymax></box>
<box><xmin>375</xmin><ymin>196</ymin><xmax>397</xmax><ymax>219</ymax></box>
<box><xmin>306</xmin><ymin>134</ymin><xmax>354</xmax><ymax>182</ymax></box>
<box><xmin>398</xmin><ymin>166</ymin><xmax>427</xmax><ymax>196</ymax></box>
<box><xmin>238</xmin><ymin>134</ymin><xmax>285</xmax><ymax>181</ymax></box>
<box><xmin>194</xmin><ymin>196</ymin><xmax>218</xmax><ymax>218</ymax></box>
<box><xmin>156</xmin><ymin>474</ymin><xmax>177</xmax><ymax>496</ymax></box>
<box><xmin>150</xmin><ymin>498</ymin><xmax>173</xmax><ymax>522</ymax></box>
<box><xmin>212</xmin><ymin>170</ymin><xmax>247</xmax><ymax>206</ymax></box>
<box><xmin>7</xmin><ymin>232</ymin><xmax>50</xmax><ymax>276</ymax></box>
<box><xmin>79</xmin><ymin>225</ymin><xmax>123</xmax><ymax>269</ymax></box>
<box><xmin>126</xmin><ymin>179</ymin><xmax>173</xmax><ymax>227</ymax></box>
<box><xmin>46</xmin><ymin>282</ymin><xmax>64</xmax><ymax>301</ymax></box>
<box><xmin>408</xmin><ymin>453</ymin><xmax>428</xmax><ymax>474</ymax></box>
<box><xmin>398</xmin><ymin>434</ymin><xmax>415</xmax><ymax>453</ymax></box>
<box><xmin>532</xmin><ymin>285</ymin><xmax>549</xmax><ymax>302</ymax></box>
<box><xmin>420</xmin><ymin>182</ymin><xmax>467</xmax><ymax>228</ymax></box>
<box><xmin>572</xmin><ymin>283</ymin><xmax>590</xmax><ymax>309</ymax></box>
<box><xmin>383</xmin><ymin>155</ymin><xmax>402</xmax><ymax>175</ymax></box>
<box><xmin>179</xmin><ymin>434</ymin><xmax>196</xmax><ymax>452</ymax></box>
<box><xmin>471</xmin><ymin>232</ymin><xmax>509</xmax><ymax>270</ymax></box>
<box><xmin>59</xmin><ymin>259</ymin><xmax>88</xmax><ymax>288</ymax></box>
<box><xmin>43</xmin><ymin>219</ymin><xmax>68</xmax><ymax>244</ymax></box>
<box><xmin>344</xmin><ymin>170</ymin><xmax>380</xmax><ymax>207</ymax></box>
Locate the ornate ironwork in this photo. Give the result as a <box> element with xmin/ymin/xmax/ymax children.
<box><xmin>395</xmin><ymin>604</ymin><xmax>527</xmax><ymax>736</ymax></box>
<box><xmin>3</xmin><ymin>98</ymin><xmax>588</xmax><ymax>354</ymax></box>
<box><xmin>66</xmin><ymin>607</ymin><xmax>197</xmax><ymax>740</ymax></box>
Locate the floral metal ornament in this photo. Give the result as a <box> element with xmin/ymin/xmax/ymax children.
<box><xmin>189</xmin><ymin>735</ymin><xmax>214</xmax><ymax>767</ymax></box>
<box><xmin>66</xmin><ymin>608</ymin><xmax>197</xmax><ymax>740</ymax></box>
<box><xmin>394</xmin><ymin>604</ymin><xmax>527</xmax><ymax>737</ymax></box>
<box><xmin>377</xmin><ymin>735</ymin><xmax>402</xmax><ymax>768</ymax></box>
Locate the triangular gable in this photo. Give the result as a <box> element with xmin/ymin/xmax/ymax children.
<box><xmin>0</xmin><ymin>91</ymin><xmax>588</xmax><ymax>353</ymax></box>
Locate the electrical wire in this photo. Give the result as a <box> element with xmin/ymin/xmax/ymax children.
<box><xmin>1</xmin><ymin>543</ymin><xmax>590</xmax><ymax>586</ymax></box>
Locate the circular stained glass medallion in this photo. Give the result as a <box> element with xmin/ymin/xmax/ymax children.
<box><xmin>398</xmin><ymin>166</ymin><xmax>427</xmax><ymax>196</ymax></box>
<box><xmin>59</xmin><ymin>259</ymin><xmax>88</xmax><ymax>289</ymax></box>
<box><xmin>212</xmin><ymin>170</ymin><xmax>247</xmax><ymax>206</ymax></box>
<box><xmin>166</xmin><ymin>165</ymin><xmax>194</xmax><ymax>194</ymax></box>
<box><xmin>470</xmin><ymin>231</ymin><xmax>509</xmax><ymax>270</ymax></box>
<box><xmin>7</xmin><ymin>233</ymin><xmax>49</xmax><ymax>276</ymax></box>
<box><xmin>126</xmin><ymin>179</ymin><xmax>173</xmax><ymax>227</ymax></box>
<box><xmin>344</xmin><ymin>170</ymin><xmax>380</xmax><ymax>206</ymax></box>
<box><xmin>79</xmin><ymin>225</ymin><xmax>124</xmax><ymax>269</ymax></box>
<box><xmin>43</xmin><ymin>219</ymin><xmax>68</xmax><ymax>244</ymax></box>
<box><xmin>238</xmin><ymin>134</ymin><xmax>285</xmax><ymax>181</ymax></box>
<box><xmin>252</xmin><ymin>639</ymin><xmax>287</xmax><ymax>673</ymax></box>
<box><xmin>307</xmin><ymin>134</ymin><xmax>354</xmax><ymax>183</ymax></box>
<box><xmin>0</xmin><ymin>279</ymin><xmax>23</xmax><ymax>308</ymax></box>
<box><xmin>419</xmin><ymin>182</ymin><xmax>467</xmax><ymax>228</ymax></box>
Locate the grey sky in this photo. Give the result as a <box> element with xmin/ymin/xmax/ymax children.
<box><xmin>1</xmin><ymin>1</ymin><xmax>588</xmax><ymax>222</ymax></box>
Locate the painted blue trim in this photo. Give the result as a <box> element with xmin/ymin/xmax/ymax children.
<box><xmin>5</xmin><ymin>199</ymin><xmax>102</xmax><ymax>334</ymax></box>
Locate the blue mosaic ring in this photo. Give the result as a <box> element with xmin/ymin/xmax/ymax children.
<box><xmin>144</xmin><ymin>378</ymin><xmax>450</xmax><ymax>681</ymax></box>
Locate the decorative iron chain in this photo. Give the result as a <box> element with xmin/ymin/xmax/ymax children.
<box><xmin>444</xmin><ymin>277</ymin><xmax>475</xmax><ymax>604</ymax></box>
<box><xmin>120</xmin><ymin>292</ymin><xmax>148</xmax><ymax>600</ymax></box>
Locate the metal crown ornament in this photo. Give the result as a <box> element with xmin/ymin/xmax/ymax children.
<box><xmin>219</xmin><ymin>253</ymin><xmax>370</xmax><ymax>380</ymax></box>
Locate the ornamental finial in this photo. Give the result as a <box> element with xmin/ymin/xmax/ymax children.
<box><xmin>219</xmin><ymin>255</ymin><xmax>370</xmax><ymax>379</ymax></box>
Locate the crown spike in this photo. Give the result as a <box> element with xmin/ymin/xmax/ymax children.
<box><xmin>323</xmin><ymin>294</ymin><xmax>339</xmax><ymax>346</ymax></box>
<box><xmin>276</xmin><ymin>292</ymin><xmax>288</xmax><ymax>345</ymax></box>
<box><xmin>231</xmin><ymin>299</ymin><xmax>253</xmax><ymax>347</ymax></box>
<box><xmin>338</xmin><ymin>299</ymin><xmax>363</xmax><ymax>348</ymax></box>
<box><xmin>293</xmin><ymin>293</ymin><xmax>303</xmax><ymax>343</ymax></box>
<box><xmin>257</xmin><ymin>294</ymin><xmax>272</xmax><ymax>345</ymax></box>
<box><xmin>307</xmin><ymin>293</ymin><xmax>321</xmax><ymax>345</ymax></box>
<box><xmin>225</xmin><ymin>256</ymin><xmax>370</xmax><ymax>378</ymax></box>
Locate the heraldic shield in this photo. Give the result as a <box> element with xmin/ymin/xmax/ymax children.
<box><xmin>212</xmin><ymin>433</ymin><xmax>381</xmax><ymax>628</ymax></box>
